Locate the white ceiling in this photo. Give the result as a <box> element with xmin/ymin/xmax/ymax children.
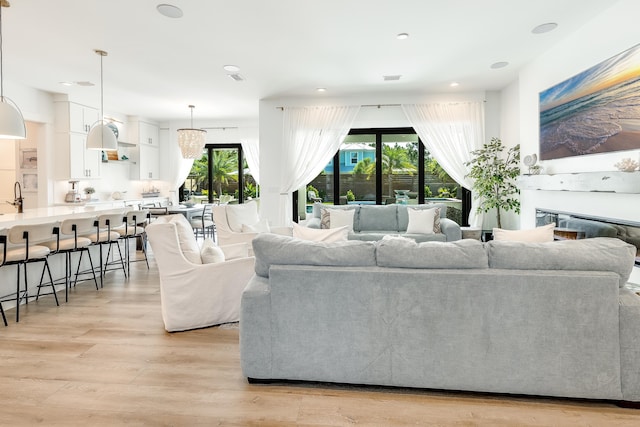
<box><xmin>1</xmin><ymin>0</ymin><xmax>616</xmax><ymax>123</ymax></box>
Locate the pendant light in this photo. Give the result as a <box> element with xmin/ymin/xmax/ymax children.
<box><xmin>177</xmin><ymin>105</ymin><xmax>207</xmax><ymax>158</ymax></box>
<box><xmin>0</xmin><ymin>1</ymin><xmax>25</xmax><ymax>139</ymax></box>
<box><xmin>86</xmin><ymin>49</ymin><xmax>117</xmax><ymax>150</ymax></box>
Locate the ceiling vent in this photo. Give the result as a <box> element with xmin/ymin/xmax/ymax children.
<box><xmin>383</xmin><ymin>75</ymin><xmax>401</xmax><ymax>81</ymax></box>
<box><xmin>228</xmin><ymin>73</ymin><xmax>245</xmax><ymax>81</ymax></box>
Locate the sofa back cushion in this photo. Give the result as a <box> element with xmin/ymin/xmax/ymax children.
<box><xmin>376</xmin><ymin>237</ymin><xmax>488</xmax><ymax>268</ymax></box>
<box><xmin>358</xmin><ymin>204</ymin><xmax>398</xmax><ymax>231</ymax></box>
<box><xmin>161</xmin><ymin>214</ymin><xmax>202</xmax><ymax>264</ymax></box>
<box><xmin>397</xmin><ymin>203</ymin><xmax>447</xmax><ymax>231</ymax></box>
<box><xmin>226</xmin><ymin>201</ymin><xmax>259</xmax><ymax>233</ymax></box>
<box><xmin>252</xmin><ymin>232</ymin><xmax>377</xmax><ymax>278</ymax></box>
<box><xmin>486</xmin><ymin>237</ymin><xmax>637</xmax><ymax>287</ymax></box>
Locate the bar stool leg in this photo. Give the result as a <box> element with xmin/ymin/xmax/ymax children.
<box><xmin>0</xmin><ymin>302</ymin><xmax>6</xmax><ymax>327</ymax></box>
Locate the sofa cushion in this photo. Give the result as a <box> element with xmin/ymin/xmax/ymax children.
<box><xmin>377</xmin><ymin>237</ymin><xmax>488</xmax><ymax>269</ymax></box>
<box><xmin>359</xmin><ymin>204</ymin><xmax>398</xmax><ymax>231</ymax></box>
<box><xmin>292</xmin><ymin>223</ymin><xmax>349</xmax><ymax>242</ymax></box>
<box><xmin>321</xmin><ymin>208</ymin><xmax>356</xmax><ymax>231</ymax></box>
<box><xmin>406</xmin><ymin>207</ymin><xmax>441</xmax><ymax>234</ymax></box>
<box><xmin>493</xmin><ymin>223</ymin><xmax>555</xmax><ymax>243</ymax></box>
<box><xmin>486</xmin><ymin>237</ymin><xmax>637</xmax><ymax>287</ymax></box>
<box><xmin>200</xmin><ymin>238</ymin><xmax>225</xmax><ymax>264</ymax></box>
<box><xmin>252</xmin><ymin>232</ymin><xmax>377</xmax><ymax>278</ymax></box>
<box><xmin>226</xmin><ymin>201</ymin><xmax>259</xmax><ymax>233</ymax></box>
<box><xmin>397</xmin><ymin>203</ymin><xmax>447</xmax><ymax>231</ymax></box>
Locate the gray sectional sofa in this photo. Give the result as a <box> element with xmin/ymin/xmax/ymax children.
<box><xmin>240</xmin><ymin>233</ymin><xmax>640</xmax><ymax>403</ymax></box>
<box><xmin>306</xmin><ymin>203</ymin><xmax>461</xmax><ymax>242</ymax></box>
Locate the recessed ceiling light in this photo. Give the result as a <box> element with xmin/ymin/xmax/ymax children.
<box><xmin>223</xmin><ymin>65</ymin><xmax>240</xmax><ymax>72</ymax></box>
<box><xmin>490</xmin><ymin>61</ymin><xmax>509</xmax><ymax>69</ymax></box>
<box><xmin>383</xmin><ymin>75</ymin><xmax>402</xmax><ymax>81</ymax></box>
<box><xmin>532</xmin><ymin>22</ymin><xmax>558</xmax><ymax>34</ymax></box>
<box><xmin>59</xmin><ymin>81</ymin><xmax>74</xmax><ymax>86</ymax></box>
<box><xmin>450</xmin><ymin>82</ymin><xmax>459</xmax><ymax>87</ymax></box>
<box><xmin>316</xmin><ymin>88</ymin><xmax>327</xmax><ymax>92</ymax></box>
<box><xmin>396</xmin><ymin>33</ymin><xmax>409</xmax><ymax>40</ymax></box>
<box><xmin>157</xmin><ymin>4</ymin><xmax>183</xmax><ymax>19</ymax></box>
<box><xmin>75</xmin><ymin>81</ymin><xmax>95</xmax><ymax>86</ymax></box>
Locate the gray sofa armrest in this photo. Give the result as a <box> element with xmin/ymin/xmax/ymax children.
<box><xmin>306</xmin><ymin>218</ymin><xmax>321</xmax><ymax>229</ymax></box>
<box><xmin>440</xmin><ymin>218</ymin><xmax>461</xmax><ymax>241</ymax></box>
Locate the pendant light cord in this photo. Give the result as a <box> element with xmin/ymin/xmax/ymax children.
<box><xmin>0</xmin><ymin>5</ymin><xmax>5</xmax><ymax>99</ymax></box>
<box><xmin>99</xmin><ymin>51</ymin><xmax>104</xmax><ymax>121</ymax></box>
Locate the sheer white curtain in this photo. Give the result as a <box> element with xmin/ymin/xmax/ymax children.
<box><xmin>280</xmin><ymin>105</ymin><xmax>360</xmax><ymax>223</ymax></box>
<box><xmin>401</xmin><ymin>101</ymin><xmax>485</xmax><ymax>227</ymax></box>
<box><xmin>240</xmin><ymin>136</ymin><xmax>260</xmax><ymax>185</ymax></box>
<box><xmin>165</xmin><ymin>129</ymin><xmax>194</xmax><ymax>206</ymax></box>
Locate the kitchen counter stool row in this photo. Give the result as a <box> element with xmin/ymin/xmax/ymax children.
<box><xmin>0</xmin><ymin>210</ymin><xmax>150</xmax><ymax>325</ymax></box>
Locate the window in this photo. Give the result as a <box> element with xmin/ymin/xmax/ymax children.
<box><xmin>306</xmin><ymin>127</ymin><xmax>466</xmax><ymax>224</ymax></box>
<box><xmin>180</xmin><ymin>144</ymin><xmax>258</xmax><ymax>204</ymax></box>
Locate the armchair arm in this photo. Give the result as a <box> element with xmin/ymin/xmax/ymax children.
<box><xmin>440</xmin><ymin>218</ymin><xmax>461</xmax><ymax>241</ymax></box>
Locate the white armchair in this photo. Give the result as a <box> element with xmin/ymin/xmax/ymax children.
<box><xmin>145</xmin><ymin>214</ymin><xmax>255</xmax><ymax>332</ymax></box>
<box><xmin>212</xmin><ymin>201</ymin><xmax>291</xmax><ymax>247</ymax></box>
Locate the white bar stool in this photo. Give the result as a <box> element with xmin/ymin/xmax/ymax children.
<box><xmin>0</xmin><ymin>222</ymin><xmax>58</xmax><ymax>323</ymax></box>
<box><xmin>43</xmin><ymin>217</ymin><xmax>99</xmax><ymax>302</ymax></box>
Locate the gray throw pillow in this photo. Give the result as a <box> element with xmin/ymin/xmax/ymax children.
<box><xmin>252</xmin><ymin>232</ymin><xmax>377</xmax><ymax>278</ymax></box>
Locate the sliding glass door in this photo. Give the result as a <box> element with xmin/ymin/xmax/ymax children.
<box><xmin>181</xmin><ymin>143</ymin><xmax>257</xmax><ymax>204</ymax></box>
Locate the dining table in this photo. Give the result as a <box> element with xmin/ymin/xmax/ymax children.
<box><xmin>166</xmin><ymin>205</ymin><xmax>206</xmax><ymax>221</ymax></box>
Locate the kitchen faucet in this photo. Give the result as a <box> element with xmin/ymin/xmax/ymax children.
<box><xmin>6</xmin><ymin>181</ymin><xmax>23</xmax><ymax>213</ymax></box>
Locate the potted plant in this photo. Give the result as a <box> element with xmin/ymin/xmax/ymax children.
<box><xmin>83</xmin><ymin>186</ymin><xmax>95</xmax><ymax>200</ymax></box>
<box><xmin>464</xmin><ymin>137</ymin><xmax>520</xmax><ymax>229</ymax></box>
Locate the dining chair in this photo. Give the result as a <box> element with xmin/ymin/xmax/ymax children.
<box><xmin>190</xmin><ymin>204</ymin><xmax>215</xmax><ymax>240</ymax></box>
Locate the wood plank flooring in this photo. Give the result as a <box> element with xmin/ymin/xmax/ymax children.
<box><xmin>1</xmin><ymin>250</ymin><xmax>639</xmax><ymax>426</ymax></box>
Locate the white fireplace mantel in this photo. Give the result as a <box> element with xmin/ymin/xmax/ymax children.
<box><xmin>517</xmin><ymin>171</ymin><xmax>640</xmax><ymax>193</ymax></box>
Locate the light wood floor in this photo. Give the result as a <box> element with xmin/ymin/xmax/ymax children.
<box><xmin>1</xmin><ymin>252</ymin><xmax>639</xmax><ymax>426</ymax></box>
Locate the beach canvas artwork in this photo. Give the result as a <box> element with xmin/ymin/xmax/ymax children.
<box><xmin>539</xmin><ymin>43</ymin><xmax>640</xmax><ymax>160</ymax></box>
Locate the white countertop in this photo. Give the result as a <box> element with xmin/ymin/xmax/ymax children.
<box><xmin>0</xmin><ymin>205</ymin><xmax>128</xmax><ymax>228</ymax></box>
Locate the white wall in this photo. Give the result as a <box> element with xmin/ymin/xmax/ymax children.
<box><xmin>510</xmin><ymin>0</ymin><xmax>640</xmax><ymax>283</ymax></box>
<box><xmin>514</xmin><ymin>0</ymin><xmax>640</xmax><ymax>228</ymax></box>
<box><xmin>258</xmin><ymin>91</ymin><xmax>498</xmax><ymax>225</ymax></box>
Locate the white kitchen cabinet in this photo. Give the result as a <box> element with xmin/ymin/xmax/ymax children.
<box><xmin>55</xmin><ymin>133</ymin><xmax>101</xmax><ymax>180</ymax></box>
<box><xmin>55</xmin><ymin>101</ymin><xmax>98</xmax><ymax>134</ymax></box>
<box><xmin>54</xmin><ymin>101</ymin><xmax>102</xmax><ymax>180</ymax></box>
<box><xmin>128</xmin><ymin>120</ymin><xmax>159</xmax><ymax>146</ymax></box>
<box><xmin>131</xmin><ymin>144</ymin><xmax>160</xmax><ymax>180</ymax></box>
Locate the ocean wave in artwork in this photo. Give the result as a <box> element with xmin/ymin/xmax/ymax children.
<box><xmin>540</xmin><ymin>76</ymin><xmax>640</xmax><ymax>160</ymax></box>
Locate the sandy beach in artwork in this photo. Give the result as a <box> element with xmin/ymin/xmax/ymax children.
<box><xmin>540</xmin><ymin>130</ymin><xmax>640</xmax><ymax>160</ymax></box>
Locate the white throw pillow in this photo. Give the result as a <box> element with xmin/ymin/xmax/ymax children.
<box><xmin>325</xmin><ymin>208</ymin><xmax>355</xmax><ymax>231</ymax></box>
<box><xmin>292</xmin><ymin>223</ymin><xmax>349</xmax><ymax>242</ymax></box>
<box><xmin>200</xmin><ymin>238</ymin><xmax>226</xmax><ymax>264</ymax></box>
<box><xmin>492</xmin><ymin>223</ymin><xmax>555</xmax><ymax>243</ymax></box>
<box><xmin>226</xmin><ymin>202</ymin><xmax>259</xmax><ymax>233</ymax></box>
<box><xmin>405</xmin><ymin>207</ymin><xmax>438</xmax><ymax>234</ymax></box>
<box><xmin>241</xmin><ymin>218</ymin><xmax>271</xmax><ymax>233</ymax></box>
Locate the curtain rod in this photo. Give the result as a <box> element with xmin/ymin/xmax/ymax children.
<box><xmin>276</xmin><ymin>100</ymin><xmax>486</xmax><ymax>110</ymax></box>
<box><xmin>276</xmin><ymin>104</ymin><xmax>401</xmax><ymax>110</ymax></box>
